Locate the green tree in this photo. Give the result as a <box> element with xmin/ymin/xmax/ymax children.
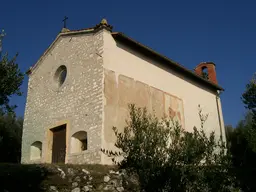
<box><xmin>0</xmin><ymin>53</ymin><xmax>24</xmax><ymax>113</ymax></box>
<box><xmin>223</xmin><ymin>74</ymin><xmax>256</xmax><ymax>191</ymax></box>
<box><xmin>0</xmin><ymin>112</ymin><xmax>23</xmax><ymax>163</ymax></box>
<box><xmin>241</xmin><ymin>74</ymin><xmax>256</xmax><ymax>152</ymax></box>
<box><xmin>227</xmin><ymin>76</ymin><xmax>256</xmax><ymax>191</ymax></box>
<box><xmin>242</xmin><ymin>74</ymin><xmax>256</xmax><ymax>120</ymax></box>
<box><xmin>102</xmin><ymin>104</ymin><xmax>237</xmax><ymax>192</ymax></box>
<box><xmin>227</xmin><ymin>112</ymin><xmax>255</xmax><ymax>166</ymax></box>
<box><xmin>226</xmin><ymin>112</ymin><xmax>256</xmax><ymax>191</ymax></box>
<box><xmin>0</xmin><ymin>33</ymin><xmax>24</xmax><ymax>163</ymax></box>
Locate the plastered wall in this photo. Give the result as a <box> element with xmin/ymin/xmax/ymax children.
<box><xmin>102</xmin><ymin>30</ymin><xmax>225</xmax><ymax>164</ymax></box>
<box><xmin>103</xmin><ymin>69</ymin><xmax>185</xmax><ymax>144</ymax></box>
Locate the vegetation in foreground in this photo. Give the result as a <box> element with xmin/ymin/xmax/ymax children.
<box><xmin>0</xmin><ymin>49</ymin><xmax>24</xmax><ymax>163</ymax></box>
<box><xmin>103</xmin><ymin>104</ymin><xmax>238</xmax><ymax>192</ymax></box>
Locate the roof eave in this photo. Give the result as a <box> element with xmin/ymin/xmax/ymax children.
<box><xmin>111</xmin><ymin>32</ymin><xmax>224</xmax><ymax>91</ymax></box>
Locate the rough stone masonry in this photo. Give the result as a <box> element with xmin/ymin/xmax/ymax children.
<box><xmin>22</xmin><ymin>24</ymin><xmax>106</xmax><ymax>164</ymax></box>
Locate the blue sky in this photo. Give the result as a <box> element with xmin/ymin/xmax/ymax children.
<box><xmin>1</xmin><ymin>0</ymin><xmax>255</xmax><ymax>127</ymax></box>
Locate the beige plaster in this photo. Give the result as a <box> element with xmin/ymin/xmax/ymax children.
<box><xmin>70</xmin><ymin>131</ymin><xmax>88</xmax><ymax>154</ymax></box>
<box><xmin>30</xmin><ymin>141</ymin><xmax>42</xmax><ymax>160</ymax></box>
<box><xmin>103</xmin><ymin>69</ymin><xmax>185</xmax><ymax>163</ymax></box>
<box><xmin>102</xmin><ymin>30</ymin><xmax>225</xmax><ymax>164</ymax></box>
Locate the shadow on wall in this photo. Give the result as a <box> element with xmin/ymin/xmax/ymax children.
<box><xmin>0</xmin><ymin>164</ymin><xmax>49</xmax><ymax>192</ymax></box>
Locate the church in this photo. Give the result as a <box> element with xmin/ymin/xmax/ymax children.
<box><xmin>21</xmin><ymin>19</ymin><xmax>226</xmax><ymax>164</ymax></box>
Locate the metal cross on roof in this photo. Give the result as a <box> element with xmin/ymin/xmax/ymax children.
<box><xmin>62</xmin><ymin>16</ymin><xmax>68</xmax><ymax>28</ymax></box>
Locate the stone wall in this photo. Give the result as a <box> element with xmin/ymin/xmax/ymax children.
<box><xmin>22</xmin><ymin>29</ymin><xmax>104</xmax><ymax>164</ymax></box>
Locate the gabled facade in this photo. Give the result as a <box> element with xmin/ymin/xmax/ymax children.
<box><xmin>21</xmin><ymin>19</ymin><xmax>225</xmax><ymax>164</ymax></box>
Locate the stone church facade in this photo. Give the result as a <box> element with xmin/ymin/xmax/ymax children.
<box><xmin>21</xmin><ymin>19</ymin><xmax>225</xmax><ymax>164</ymax></box>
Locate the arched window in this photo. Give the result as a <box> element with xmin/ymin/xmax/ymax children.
<box><xmin>30</xmin><ymin>141</ymin><xmax>42</xmax><ymax>160</ymax></box>
<box><xmin>70</xmin><ymin>131</ymin><xmax>88</xmax><ymax>154</ymax></box>
<box><xmin>201</xmin><ymin>66</ymin><xmax>209</xmax><ymax>80</ymax></box>
<box><xmin>54</xmin><ymin>65</ymin><xmax>67</xmax><ymax>87</ymax></box>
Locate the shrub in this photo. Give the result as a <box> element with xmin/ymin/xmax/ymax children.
<box><xmin>0</xmin><ymin>113</ymin><xmax>23</xmax><ymax>163</ymax></box>
<box><xmin>102</xmin><ymin>104</ymin><xmax>238</xmax><ymax>192</ymax></box>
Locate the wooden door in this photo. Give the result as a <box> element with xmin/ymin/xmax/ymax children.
<box><xmin>52</xmin><ymin>125</ymin><xmax>66</xmax><ymax>163</ymax></box>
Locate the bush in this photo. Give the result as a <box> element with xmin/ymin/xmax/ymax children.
<box><xmin>0</xmin><ymin>113</ymin><xmax>23</xmax><ymax>163</ymax></box>
<box><xmin>227</xmin><ymin>112</ymin><xmax>256</xmax><ymax>191</ymax></box>
<box><xmin>102</xmin><ymin>104</ymin><xmax>238</xmax><ymax>192</ymax></box>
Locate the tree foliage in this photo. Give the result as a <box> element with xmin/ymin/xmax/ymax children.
<box><xmin>0</xmin><ymin>53</ymin><xmax>24</xmax><ymax>113</ymax></box>
<box><xmin>241</xmin><ymin>74</ymin><xmax>256</xmax><ymax>152</ymax></box>
<box><xmin>227</xmin><ymin>112</ymin><xmax>255</xmax><ymax>166</ymax></box>
<box><xmin>225</xmin><ymin>73</ymin><xmax>256</xmax><ymax>191</ymax></box>
<box><xmin>0</xmin><ymin>49</ymin><xmax>24</xmax><ymax>162</ymax></box>
<box><xmin>242</xmin><ymin>74</ymin><xmax>256</xmax><ymax>119</ymax></box>
<box><xmin>0</xmin><ymin>112</ymin><xmax>23</xmax><ymax>163</ymax></box>
<box><xmin>226</xmin><ymin>112</ymin><xmax>256</xmax><ymax>191</ymax></box>
<box><xmin>102</xmin><ymin>104</ymin><xmax>237</xmax><ymax>192</ymax></box>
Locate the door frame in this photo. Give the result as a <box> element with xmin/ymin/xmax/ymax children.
<box><xmin>44</xmin><ymin>120</ymin><xmax>70</xmax><ymax>163</ymax></box>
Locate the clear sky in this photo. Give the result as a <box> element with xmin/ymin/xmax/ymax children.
<box><xmin>1</xmin><ymin>0</ymin><xmax>255</xmax><ymax>127</ymax></box>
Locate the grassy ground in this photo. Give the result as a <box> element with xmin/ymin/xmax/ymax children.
<box><xmin>0</xmin><ymin>163</ymin><xmax>118</xmax><ymax>192</ymax></box>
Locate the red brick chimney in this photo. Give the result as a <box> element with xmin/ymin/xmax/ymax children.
<box><xmin>195</xmin><ymin>62</ymin><xmax>218</xmax><ymax>84</ymax></box>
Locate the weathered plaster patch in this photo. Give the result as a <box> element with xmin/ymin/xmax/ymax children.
<box><xmin>103</xmin><ymin>69</ymin><xmax>185</xmax><ymax>149</ymax></box>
